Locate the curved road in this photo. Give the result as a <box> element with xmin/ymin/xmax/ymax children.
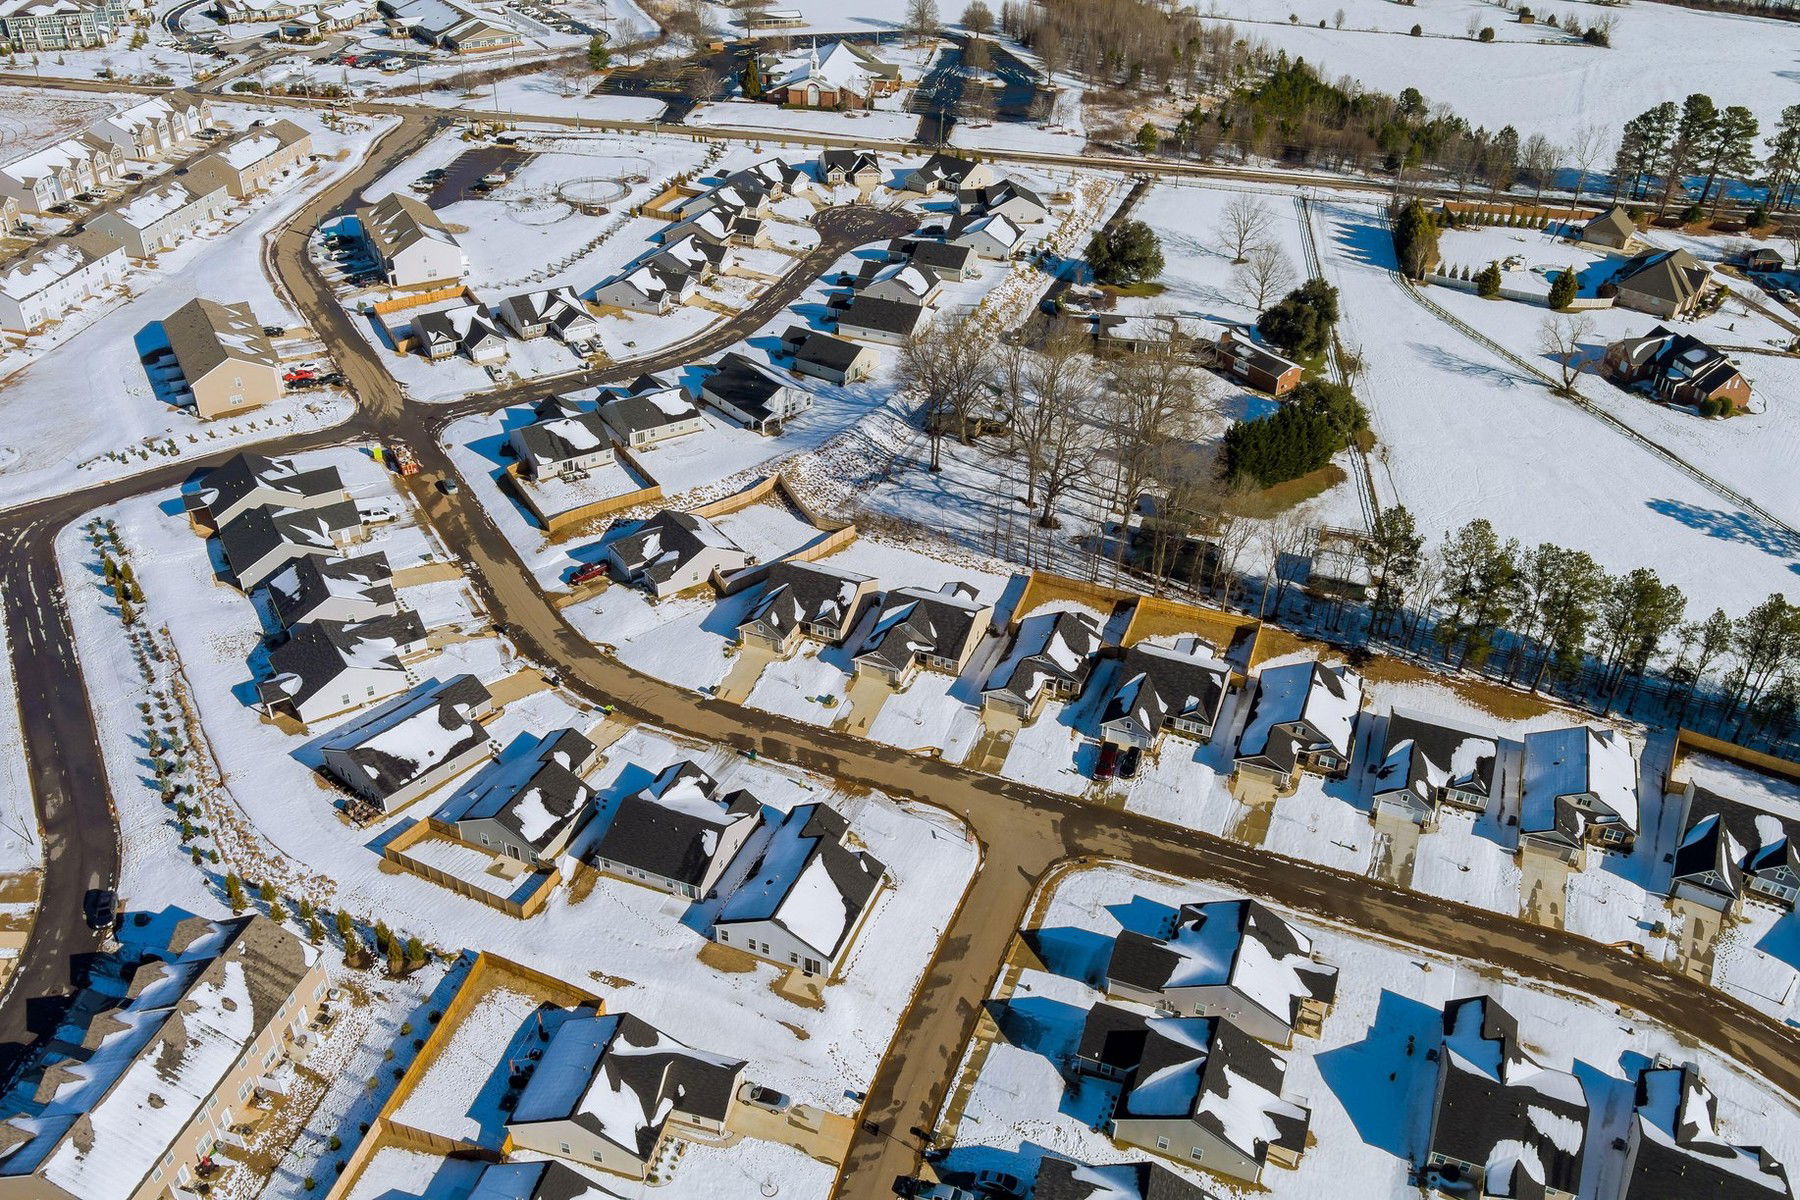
<box><xmin>0</xmin><ymin>87</ymin><xmax>1795</xmax><ymax>1200</ymax></box>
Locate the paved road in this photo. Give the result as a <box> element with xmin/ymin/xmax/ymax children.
<box><xmin>0</xmin><ymin>73</ymin><xmax>1797</xmax><ymax>1200</ymax></box>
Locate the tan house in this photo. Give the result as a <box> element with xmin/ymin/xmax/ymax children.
<box><xmin>1578</xmin><ymin>204</ymin><xmax>1641</xmax><ymax>252</ymax></box>
<box><xmin>185</xmin><ymin>120</ymin><xmax>314</xmax><ymax>199</ymax></box>
<box><xmin>0</xmin><ymin>912</ymin><xmax>328</xmax><ymax>1200</ymax></box>
<box><xmin>1608</xmin><ymin>248</ymin><xmax>1714</xmax><ymax>319</ymax></box>
<box><xmin>852</xmin><ymin>581</ymin><xmax>993</xmax><ymax>688</ymax></box>
<box><xmin>161</xmin><ymin>297</ymin><xmax>282</xmax><ymax>419</ymax></box>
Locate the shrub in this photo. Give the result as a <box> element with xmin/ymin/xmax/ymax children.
<box><xmin>1220</xmin><ymin>380</ymin><xmax>1368</xmax><ymax>487</ymax></box>
<box><xmin>1086</xmin><ymin>219</ymin><xmax>1163</xmax><ymax>285</ymax></box>
<box><xmin>1257</xmin><ymin>278</ymin><xmax>1340</xmax><ymax>358</ymax></box>
<box><xmin>1547</xmin><ymin>268</ymin><xmax>1578</xmax><ymax>310</ymax></box>
<box><xmin>1680</xmin><ymin>203</ymin><xmax>1704</xmax><ymax>225</ymax></box>
<box><xmin>1475</xmin><ymin>261</ymin><xmax>1503</xmax><ymax>297</ymax></box>
<box><xmin>1410</xmin><ymin>22</ymin><xmax>1421</xmax><ymax>33</ymax></box>
<box><xmin>1478</xmin><ymin>25</ymin><xmax>1495</xmax><ymax>40</ymax></box>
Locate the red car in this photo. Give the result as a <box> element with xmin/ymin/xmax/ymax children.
<box><xmin>282</xmin><ymin>368</ymin><xmax>316</xmax><ymax>382</ymax></box>
<box><xmin>569</xmin><ymin>562</ymin><xmax>609</xmax><ymax>586</ymax></box>
<box><xmin>1095</xmin><ymin>742</ymin><xmax>1120</xmax><ymax>779</ymax></box>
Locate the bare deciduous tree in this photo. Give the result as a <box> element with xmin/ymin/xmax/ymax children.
<box><xmin>1101</xmin><ymin>334</ymin><xmax>1216</xmax><ymax>560</ymax></box>
<box><xmin>1567</xmin><ymin>123</ymin><xmax>1612</xmax><ymax>214</ymax></box>
<box><xmin>906</xmin><ymin>0</ymin><xmax>940</xmax><ymax>39</ymax></box>
<box><xmin>1232</xmin><ymin>243</ymin><xmax>1296</xmax><ymax>310</ymax></box>
<box><xmin>1008</xmin><ymin>328</ymin><xmax>1103</xmax><ymax>527</ymax></box>
<box><xmin>1538</xmin><ymin>312</ymin><xmax>1594</xmax><ymax>393</ymax></box>
<box><xmin>1215</xmin><ymin>194</ymin><xmax>1273</xmax><ymax>264</ymax></box>
<box><xmin>898</xmin><ymin>313</ymin><xmax>998</xmax><ymax>471</ymax></box>
<box><xmin>961</xmin><ymin>0</ymin><xmax>994</xmax><ymax>36</ymax></box>
<box><xmin>1521</xmin><ymin>133</ymin><xmax>1560</xmax><ymax>200</ymax></box>
<box><xmin>1256</xmin><ymin>508</ymin><xmax>1314</xmax><ymax>617</ymax></box>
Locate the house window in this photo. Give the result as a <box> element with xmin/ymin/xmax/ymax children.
<box><xmin>1156</xmin><ymin>1136</ymin><xmax>1170</xmax><ymax>1151</ymax></box>
<box><xmin>1190</xmin><ymin>1147</ymin><xmax>1205</xmax><ymax>1160</ymax></box>
<box><xmin>560</xmin><ymin>1143</ymin><xmax>571</xmax><ymax>1154</ymax></box>
<box><xmin>718</xmin><ymin>930</ymin><xmax>729</xmax><ymax>942</ymax></box>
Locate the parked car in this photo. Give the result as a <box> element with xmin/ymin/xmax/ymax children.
<box><xmin>569</xmin><ymin>561</ymin><xmax>609</xmax><ymax>586</ymax></box>
<box><xmin>741</xmin><ymin>1084</ymin><xmax>791</xmax><ymax>1113</ymax></box>
<box><xmin>1095</xmin><ymin>742</ymin><xmax>1119</xmax><ymax>779</ymax></box>
<box><xmin>972</xmin><ymin>1170</ymin><xmax>1023</xmax><ymax>1198</ymax></box>
<box><xmin>1118</xmin><ymin>745</ymin><xmax>1142</xmax><ymax>780</ymax></box>
<box><xmin>437</xmin><ymin>477</ymin><xmax>460</xmax><ymax>495</ymax></box>
<box><xmin>84</xmin><ymin>888</ymin><xmax>116</xmax><ymax>931</ymax></box>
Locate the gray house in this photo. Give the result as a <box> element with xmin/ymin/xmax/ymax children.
<box><xmin>1034</xmin><ymin>1158</ymin><xmax>1215</xmax><ymax>1200</ymax></box>
<box><xmin>1519</xmin><ymin>725</ymin><xmax>1640</xmax><ymax>861</ymax></box>
<box><xmin>1622</xmin><ymin>1065</ymin><xmax>1792</xmax><ymax>1200</ymax></box>
<box><xmin>980</xmin><ymin>608</ymin><xmax>1102</xmax><ymax>721</ymax></box>
<box><xmin>506</xmin><ymin>1011</ymin><xmax>745</xmax><ymax>1180</ymax></box>
<box><xmin>587</xmin><ymin>760</ymin><xmax>764</xmax><ymax>900</ymax></box>
<box><xmin>318</xmin><ymin>675</ymin><xmax>495</xmax><ymax>816</ymax></box>
<box><xmin>599</xmin><ymin>377</ymin><xmax>706</xmax><ymax>448</ymax></box>
<box><xmin>509</xmin><ymin>410</ymin><xmax>616</xmax><ymax>480</ymax></box>
<box><xmin>1100</xmin><ymin>642</ymin><xmax>1232</xmax><ymax>749</ymax></box>
<box><xmin>216</xmin><ymin>500</ymin><xmax>365</xmax><ymax>590</ymax></box>
<box><xmin>1105</xmin><ymin>898</ymin><xmax>1339</xmax><ymax>1047</ymax></box>
<box><xmin>1424</xmin><ymin>996</ymin><xmax>1587</xmax><ymax>1200</ymax></box>
<box><xmin>1234</xmin><ymin>660</ymin><xmax>1364</xmax><ymax>791</ymax></box>
<box><xmin>189</xmin><ymin>451</ymin><xmax>350</xmax><ymax>530</ymax></box>
<box><xmin>1075</xmin><ymin>1005</ymin><xmax>1311</xmax><ymax>1184</ymax></box>
<box><xmin>696</xmin><ymin>352</ymin><xmax>813</xmax><ymax>434</ymax></box>
<box><xmin>1371</xmin><ymin>708</ymin><xmax>1500</xmax><ymax>826</ymax></box>
<box><xmin>433</xmin><ymin>728</ymin><xmax>598</xmax><ymax>865</ymax></box>
<box><xmin>255</xmin><ymin>610</ymin><xmax>425</xmax><ymax>726</ymax></box>
<box><xmin>605</xmin><ymin>509</ymin><xmax>750</xmax><ymax>597</ymax></box>
<box><xmin>852</xmin><ymin>582</ymin><xmax>993</xmax><ymax>688</ymax></box>
<box><xmin>782</xmin><ymin>326</ymin><xmax>880</xmax><ymax>386</ymax></box>
<box><xmin>258</xmin><ymin>551</ymin><xmax>397</xmax><ymax>631</ymax></box>
<box><xmin>1669</xmin><ymin>782</ymin><xmax>1799</xmax><ymax>913</ymax></box>
<box><xmin>714</xmin><ymin>802</ymin><xmax>886</xmax><ymax>978</ymax></box>
<box><xmin>834</xmin><ymin>295</ymin><xmax>928</xmax><ymax>346</ymax></box>
<box><xmin>735</xmin><ymin>559</ymin><xmax>878</xmax><ymax>656</ymax></box>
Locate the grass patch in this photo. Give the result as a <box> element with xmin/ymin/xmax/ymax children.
<box><xmin>1224</xmin><ymin>464</ymin><xmax>1347</xmax><ymax>519</ymax></box>
<box><xmin>1356</xmin><ymin>654</ymin><xmax>1572</xmax><ymax>723</ymax></box>
<box><xmin>698</xmin><ymin>940</ymin><xmax>760</xmax><ymax>974</ymax></box>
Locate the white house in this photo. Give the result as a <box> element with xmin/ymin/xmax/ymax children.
<box><xmin>317</xmin><ymin>675</ymin><xmax>496</xmax><ymax>813</ymax></box>
<box><xmin>356</xmin><ymin>191</ymin><xmax>467</xmax><ymax>288</ymax></box>
<box><xmin>86</xmin><ymin>179</ymin><xmax>229</xmax><ymax>258</ymax></box>
<box><xmin>695</xmin><ymin>352</ymin><xmax>812</xmax><ymax>434</ymax></box>
<box><xmin>604</xmin><ymin>509</ymin><xmax>749</xmax><ymax>597</ymax></box>
<box><xmin>0</xmin><ymin>231</ymin><xmax>127</xmax><ymax>332</ymax></box>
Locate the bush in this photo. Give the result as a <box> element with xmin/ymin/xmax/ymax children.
<box><xmin>1257</xmin><ymin>278</ymin><xmax>1340</xmax><ymax>358</ymax></box>
<box><xmin>1086</xmin><ymin>219</ymin><xmax>1163</xmax><ymax>285</ymax></box>
<box><xmin>1680</xmin><ymin>203</ymin><xmax>1704</xmax><ymax>225</ymax></box>
<box><xmin>1478</xmin><ymin>25</ymin><xmax>1494</xmax><ymax>40</ymax></box>
<box><xmin>1582</xmin><ymin>23</ymin><xmax>1609</xmax><ymax>44</ymax></box>
<box><xmin>1410</xmin><ymin>22</ymin><xmax>1421</xmax><ymax>33</ymax></box>
<box><xmin>1747</xmin><ymin>204</ymin><xmax>1769</xmax><ymax>229</ymax></box>
<box><xmin>1547</xmin><ymin>268</ymin><xmax>1577</xmax><ymax>310</ymax></box>
<box><xmin>1220</xmin><ymin>380</ymin><xmax>1368</xmax><ymax>487</ymax></box>
<box><xmin>1475</xmin><ymin>261</ymin><xmax>1503</xmax><ymax>297</ymax></box>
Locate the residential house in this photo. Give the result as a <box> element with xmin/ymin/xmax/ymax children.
<box><xmin>258</xmin><ymin>551</ymin><xmax>398</xmax><ymax>631</ymax></box>
<box><xmin>255</xmin><ymin>610</ymin><xmax>425</xmax><ymax>724</ymax></box>
<box><xmin>605</xmin><ymin>509</ymin><xmax>750</xmax><ymax>597</ymax></box>
<box><xmin>735</xmin><ymin>559</ymin><xmax>878</xmax><ymax>655</ymax></box>
<box><xmin>1371</xmin><ymin>708</ymin><xmax>1500</xmax><ymax>826</ymax></box>
<box><xmin>277</xmin><ymin>0</ymin><xmax>374</xmax><ymax>35</ymax></box>
<box><xmin>0</xmin><ymin>912</ymin><xmax>328</xmax><ymax>1200</ymax></box>
<box><xmin>598</xmin><ymin>377</ymin><xmax>706</xmax><ymax>448</ymax></box>
<box><xmin>981</xmin><ymin>607</ymin><xmax>1101</xmax><ymax>721</ymax></box>
<box><xmin>1423</xmin><ymin>995</ymin><xmax>1587</xmax><ymax>1200</ymax></box>
<box><xmin>356</xmin><ymin>191</ymin><xmax>467</xmax><ymax>287</ymax></box>
<box><xmin>696</xmin><ymin>351</ymin><xmax>813</xmax><ymax>433</ymax></box>
<box><xmin>86</xmin><ymin>179</ymin><xmax>228</xmax><ymax>258</ymax></box>
<box><xmin>1216</xmin><ymin>330</ymin><xmax>1303</xmax><ymax>396</ymax></box>
<box><xmin>1579</xmin><ymin>204</ymin><xmax>1641</xmax><ymax>252</ymax></box>
<box><xmin>0</xmin><ymin>231</ymin><xmax>127</xmax><ymax>332</ymax></box>
<box><xmin>958</xmin><ymin>179</ymin><xmax>1050</xmax><ymax>225</ymax></box>
<box><xmin>188</xmin><ymin>450</ymin><xmax>349</xmax><ymax>530</ymax></box>
<box><xmin>725</xmin><ymin>157</ymin><xmax>815</xmax><ymax>201</ymax></box>
<box><xmin>834</xmin><ymin>294</ymin><xmax>929</xmax><ymax>346</ymax></box>
<box><xmin>855</xmin><ymin>260</ymin><xmax>942</xmax><ymax>306</ymax></box>
<box><xmin>0</xmin><ymin>0</ymin><xmax>134</xmax><ymax>50</ymax></box>
<box><xmin>1100</xmin><ymin>642</ymin><xmax>1232</xmax><ymax>749</ymax></box>
<box><xmin>1034</xmin><ymin>1158</ymin><xmax>1217</xmax><ymax>1200</ymax></box>
<box><xmin>947</xmin><ymin>210</ymin><xmax>1026</xmax><ymax>260</ymax></box>
<box><xmin>0</xmin><ymin>139</ymin><xmax>96</xmax><ymax>212</ymax></box>
<box><xmin>509</xmin><ymin>408</ymin><xmax>616</xmax><ymax>480</ymax></box>
<box><xmin>159</xmin><ymin>296</ymin><xmax>283</xmax><ymax>419</ymax></box>
<box><xmin>667</xmin><ymin>202</ymin><xmax>769</xmax><ymax>250</ymax></box>
<box><xmin>1609</xmin><ymin>248</ymin><xmax>1714</xmax><ymax>319</ymax></box>
<box><xmin>433</xmin><ymin>727</ymin><xmax>599</xmax><ymax>865</ymax></box>
<box><xmin>818</xmin><ymin>148</ymin><xmax>881</xmax><ymax>190</ymax></box>
<box><xmin>593</xmin><ymin>262</ymin><xmax>694</xmax><ymax>315</ymax></box>
<box><xmin>1075</xmin><ymin>1005</ymin><xmax>1311</xmax><ymax>1184</ymax></box>
<box><xmin>587</xmin><ymin>760</ymin><xmax>764</xmax><ymax>899</ymax></box>
<box><xmin>506</xmin><ymin>1011</ymin><xmax>744</xmax><ymax>1179</ymax></box>
<box><xmin>317</xmin><ymin>674</ymin><xmax>496</xmax><ymax>814</ymax></box>
<box><xmin>1234</xmin><ymin>661</ymin><xmax>1364</xmax><ymax>790</ymax></box>
<box><xmin>895</xmin><ymin>236</ymin><xmax>978</xmax><ymax>282</ymax></box>
<box><xmin>184</xmin><ymin>120</ymin><xmax>314</xmax><ymax>199</ymax></box>
<box><xmin>496</xmin><ymin>286</ymin><xmax>599</xmax><ymax>344</ymax></box>
<box><xmin>1603</xmin><ymin>325</ymin><xmax>1752</xmax><ymax>411</ymax></box>
<box><xmin>852</xmin><ymin>582</ymin><xmax>993</xmax><ymax>688</ymax></box>
<box><xmin>1621</xmin><ymin>1064</ymin><xmax>1792</xmax><ymax>1200</ymax></box>
<box><xmin>216</xmin><ymin>499</ymin><xmax>364</xmax><ymax>589</ymax></box>
<box><xmin>91</xmin><ymin>95</ymin><xmax>212</xmax><ymax>160</ymax></box>
<box><xmin>1519</xmin><ymin>725</ymin><xmax>1639</xmax><ymax>859</ymax></box>
<box><xmin>1669</xmin><ymin>782</ymin><xmax>1798</xmax><ymax>912</ymax></box>
<box><xmin>714</xmin><ymin>801</ymin><xmax>887</xmax><ymax>977</ymax></box>
<box><xmin>1104</xmin><ymin>898</ymin><xmax>1339</xmax><ymax>1047</ymax></box>
<box><xmin>1742</xmin><ymin>247</ymin><xmax>1784</xmax><ymax>273</ymax></box>
<box><xmin>781</xmin><ymin>325</ymin><xmax>880</xmax><ymax>385</ymax></box>
<box><xmin>907</xmin><ymin>152</ymin><xmax>999</xmax><ymax>195</ymax></box>
<box><xmin>646</xmin><ymin>231</ymin><xmax>733</xmax><ymax>281</ymax></box>
<box><xmin>411</xmin><ymin>302</ymin><xmax>508</xmax><ymax>363</ymax></box>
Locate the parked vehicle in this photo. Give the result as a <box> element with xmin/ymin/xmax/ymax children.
<box><xmin>741</xmin><ymin>1084</ymin><xmax>791</xmax><ymax>1113</ymax></box>
<box><xmin>1118</xmin><ymin>745</ymin><xmax>1142</xmax><ymax>780</ymax></box>
<box><xmin>390</xmin><ymin>445</ymin><xmax>420</xmax><ymax>476</ymax></box>
<box><xmin>1095</xmin><ymin>741</ymin><xmax>1119</xmax><ymax>779</ymax></box>
<box><xmin>437</xmin><ymin>477</ymin><xmax>460</xmax><ymax>495</ymax></box>
<box><xmin>84</xmin><ymin>888</ymin><xmax>116</xmax><ymax>931</ymax></box>
<box><xmin>569</xmin><ymin>561</ymin><xmax>609</xmax><ymax>586</ymax></box>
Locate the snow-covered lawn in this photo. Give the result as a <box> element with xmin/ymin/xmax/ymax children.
<box><xmin>0</xmin><ymin>613</ymin><xmax>40</xmax><ymax>877</ymax></box>
<box><xmin>941</xmin><ymin>862</ymin><xmax>1800</xmax><ymax>1199</ymax></box>
<box><xmin>687</xmin><ymin>100</ymin><xmax>923</xmax><ymax>142</ymax></box>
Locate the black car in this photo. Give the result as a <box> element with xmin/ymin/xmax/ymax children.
<box><xmin>1118</xmin><ymin>745</ymin><xmax>1142</xmax><ymax>780</ymax></box>
<box><xmin>84</xmin><ymin>888</ymin><xmax>116</xmax><ymax>931</ymax></box>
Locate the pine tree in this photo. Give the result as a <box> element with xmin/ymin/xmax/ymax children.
<box><xmin>335</xmin><ymin>908</ymin><xmax>354</xmax><ymax>942</ymax></box>
<box><xmin>1659</xmin><ymin>93</ymin><xmax>1718</xmax><ymax>214</ymax></box>
<box><xmin>742</xmin><ymin>53</ymin><xmax>763</xmax><ymax>100</ymax></box>
<box><xmin>1548</xmin><ymin>268</ymin><xmax>1577</xmax><ymax>311</ymax></box>
<box><xmin>1362</xmin><ymin>505</ymin><xmax>1424</xmax><ymax>637</ymax></box>
<box><xmin>269</xmin><ymin>902</ymin><xmax>287</xmax><ymax>924</ymax></box>
<box><xmin>258</xmin><ymin>880</ymin><xmax>276</xmax><ymax>903</ymax></box>
<box><xmin>374</xmin><ymin>920</ymin><xmax>393</xmax><ymax>954</ymax></box>
<box><xmin>307</xmin><ymin>914</ymin><xmax>324</xmax><ymax>942</ymax></box>
<box><xmin>405</xmin><ymin>936</ymin><xmax>426</xmax><ymax>965</ymax></box>
<box><xmin>1762</xmin><ymin>104</ymin><xmax>1800</xmax><ymax>212</ymax></box>
<box><xmin>1699</xmin><ymin>105</ymin><xmax>1758</xmax><ymax>213</ymax></box>
<box><xmin>225</xmin><ymin>873</ymin><xmax>247</xmax><ymax>913</ymax></box>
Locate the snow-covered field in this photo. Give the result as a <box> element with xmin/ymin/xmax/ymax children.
<box><xmin>940</xmin><ymin>862</ymin><xmax>1800</xmax><ymax>1200</ymax></box>
<box><xmin>1309</xmin><ymin>198</ymin><xmax>1800</xmax><ymax>617</ymax></box>
<box><xmin>0</xmin><ymin>614</ymin><xmax>38</xmax><ymax>876</ymax></box>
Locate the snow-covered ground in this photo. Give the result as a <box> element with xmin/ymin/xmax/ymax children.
<box><xmin>0</xmin><ymin>106</ymin><xmax>387</xmax><ymax>511</ymax></box>
<box><xmin>0</xmin><ymin>612</ymin><xmax>39</xmax><ymax>877</ymax></box>
<box><xmin>686</xmin><ymin>100</ymin><xmax>923</xmax><ymax>142</ymax></box>
<box><xmin>940</xmin><ymin>862</ymin><xmax>1800</xmax><ymax>1200</ymax></box>
<box><xmin>1198</xmin><ymin>0</ymin><xmax>1800</xmax><ymax>141</ymax></box>
<box><xmin>1308</xmin><ymin>197</ymin><xmax>1800</xmax><ymax>617</ymax></box>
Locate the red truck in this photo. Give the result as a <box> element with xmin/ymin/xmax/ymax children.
<box><xmin>569</xmin><ymin>562</ymin><xmax>609</xmax><ymax>586</ymax></box>
<box><xmin>390</xmin><ymin>445</ymin><xmax>421</xmax><ymax>476</ymax></box>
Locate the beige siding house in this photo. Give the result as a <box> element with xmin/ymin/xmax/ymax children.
<box><xmin>161</xmin><ymin>297</ymin><xmax>283</xmax><ymax>419</ymax></box>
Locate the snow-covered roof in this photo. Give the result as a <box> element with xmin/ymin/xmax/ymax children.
<box><xmin>317</xmin><ymin>675</ymin><xmax>492</xmax><ymax>797</ymax></box>
<box><xmin>984</xmin><ymin>608</ymin><xmax>1100</xmax><ymax>704</ymax></box>
<box><xmin>0</xmin><ymin>914</ymin><xmax>315</xmax><ymax>1200</ymax></box>
<box><xmin>1520</xmin><ymin>725</ymin><xmax>1639</xmax><ymax>841</ymax></box>
<box><xmin>716</xmin><ymin>802</ymin><xmax>885</xmax><ymax>962</ymax></box>
<box><xmin>856</xmin><ymin>582</ymin><xmax>989</xmax><ymax>673</ymax></box>
<box><xmin>1373</xmin><ymin>707</ymin><xmax>1499</xmax><ymax>807</ymax></box>
<box><xmin>588</xmin><ymin>760</ymin><xmax>762</xmax><ymax>888</ymax></box>
<box><xmin>1237</xmin><ymin>660</ymin><xmax>1363</xmax><ymax>767</ymax></box>
<box><xmin>1628</xmin><ymin>1065</ymin><xmax>1791</xmax><ymax>1198</ymax></box>
<box><xmin>112</xmin><ymin>180</ymin><xmax>214</xmax><ymax>231</ymax></box>
<box><xmin>0</xmin><ymin>237</ymin><xmax>115</xmax><ymax>302</ymax></box>
<box><xmin>740</xmin><ymin>559</ymin><xmax>873</xmax><ymax>640</ymax></box>
<box><xmin>1101</xmin><ymin>641</ymin><xmax>1230</xmax><ymax>739</ymax></box>
<box><xmin>435</xmin><ymin>728</ymin><xmax>596</xmax><ymax>854</ymax></box>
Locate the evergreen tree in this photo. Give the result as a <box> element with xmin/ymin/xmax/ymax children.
<box><xmin>225</xmin><ymin>873</ymin><xmax>247</xmax><ymax>913</ymax></box>
<box><xmin>1392</xmin><ymin>199</ymin><xmax>1439</xmax><ymax>279</ymax></box>
<box><xmin>1086</xmin><ymin>219</ymin><xmax>1163</xmax><ymax>285</ymax></box>
<box><xmin>1256</xmin><ymin>278</ymin><xmax>1340</xmax><ymax>358</ymax></box>
<box><xmin>1436</xmin><ymin>519</ymin><xmax>1519</xmax><ymax>668</ymax></box>
<box><xmin>1547</xmin><ymin>268</ymin><xmax>1577</xmax><ymax>310</ymax></box>
<box><xmin>335</xmin><ymin>908</ymin><xmax>354</xmax><ymax>942</ymax></box>
<box><xmin>1475</xmin><ymin>261</ymin><xmax>1502</xmax><ymax>297</ymax></box>
<box><xmin>1363</xmin><ymin>505</ymin><xmax>1423</xmax><ymax>636</ymax></box>
<box><xmin>1659</xmin><ymin>93</ymin><xmax>1718</xmax><ymax>214</ymax></box>
<box><xmin>742</xmin><ymin>52</ymin><xmax>762</xmax><ymax>100</ymax></box>
<box><xmin>1135</xmin><ymin>123</ymin><xmax>1160</xmax><ymax>155</ymax></box>
<box><xmin>1698</xmin><ymin>105</ymin><xmax>1758</xmax><ymax>212</ymax></box>
<box><xmin>586</xmin><ymin>36</ymin><xmax>609</xmax><ymax>71</ymax></box>
<box><xmin>1762</xmin><ymin>104</ymin><xmax>1800</xmax><ymax>212</ymax></box>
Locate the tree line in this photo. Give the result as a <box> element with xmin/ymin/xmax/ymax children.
<box><xmin>1618</xmin><ymin>94</ymin><xmax>1800</xmax><ymax>216</ymax></box>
